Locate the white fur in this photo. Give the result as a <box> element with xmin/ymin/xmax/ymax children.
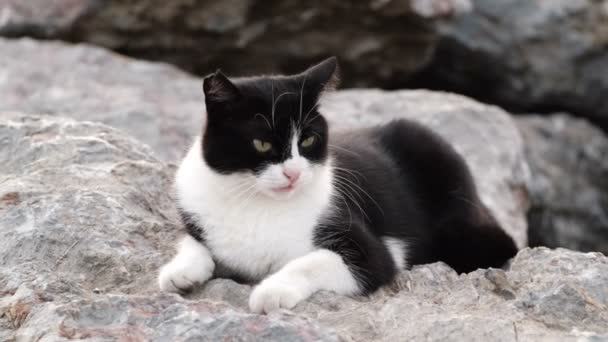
<box><xmin>249</xmin><ymin>249</ymin><xmax>359</xmax><ymax>313</ymax></box>
<box><xmin>158</xmin><ymin>235</ymin><xmax>215</xmax><ymax>292</ymax></box>
<box><xmin>383</xmin><ymin>237</ymin><xmax>408</xmax><ymax>270</ymax></box>
<box><xmin>174</xmin><ymin>136</ymin><xmax>334</xmax><ymax>282</ymax></box>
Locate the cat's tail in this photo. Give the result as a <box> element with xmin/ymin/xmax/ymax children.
<box><xmin>432</xmin><ymin>218</ymin><xmax>518</xmax><ymax>274</ymax></box>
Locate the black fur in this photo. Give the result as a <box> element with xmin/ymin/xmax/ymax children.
<box><xmin>197</xmin><ymin>57</ymin><xmax>518</xmax><ymax>295</ymax></box>
<box><xmin>318</xmin><ymin>121</ymin><xmax>518</xmax><ymax>293</ymax></box>
<box><xmin>201</xmin><ymin>59</ymin><xmax>334</xmax><ymax>174</ymax></box>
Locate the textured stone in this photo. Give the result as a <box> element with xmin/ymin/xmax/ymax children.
<box><xmin>421</xmin><ymin>0</ymin><xmax>608</xmax><ymax>128</ymax></box>
<box><xmin>0</xmin><ymin>113</ymin><xmax>337</xmax><ymax>341</ymax></box>
<box><xmin>0</xmin><ymin>38</ymin><xmax>202</xmax><ymax>162</ymax></box>
<box><xmin>517</xmin><ymin>114</ymin><xmax>608</xmax><ymax>254</ymax></box>
<box><xmin>0</xmin><ymin>0</ymin><xmax>471</xmax><ymax>88</ymax></box>
<box><xmin>0</xmin><ymin>113</ymin><xmax>178</xmax><ymax>294</ymax></box>
<box><xmin>0</xmin><ymin>112</ymin><xmax>604</xmax><ymax>340</ymax></box>
<box><xmin>3</xmin><ymin>37</ymin><xmax>601</xmax><ymax>341</ymax></box>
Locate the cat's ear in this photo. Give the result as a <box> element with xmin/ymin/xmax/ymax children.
<box><xmin>301</xmin><ymin>57</ymin><xmax>340</xmax><ymax>93</ymax></box>
<box><xmin>202</xmin><ymin>70</ymin><xmax>240</xmax><ymax>104</ymax></box>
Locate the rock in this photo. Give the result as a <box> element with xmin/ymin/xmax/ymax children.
<box><xmin>0</xmin><ymin>38</ymin><xmax>202</xmax><ymax>162</ymax></box>
<box><xmin>517</xmin><ymin>114</ymin><xmax>608</xmax><ymax>254</ymax></box>
<box><xmin>0</xmin><ymin>113</ymin><xmax>178</xmax><ymax>294</ymax></box>
<box><xmin>290</xmin><ymin>248</ymin><xmax>608</xmax><ymax>341</ymax></box>
<box><xmin>419</xmin><ymin>0</ymin><xmax>608</xmax><ymax>129</ymax></box>
<box><xmin>0</xmin><ymin>38</ymin><xmax>548</xmax><ymax>341</ymax></box>
<box><xmin>0</xmin><ymin>113</ymin><xmax>337</xmax><ymax>341</ymax></box>
<box><xmin>0</xmin><ymin>100</ymin><xmax>603</xmax><ymax>340</ymax></box>
<box><xmin>0</xmin><ymin>38</ymin><xmax>530</xmax><ymax>248</ymax></box>
<box><xmin>0</xmin><ymin>0</ymin><xmax>471</xmax><ymax>88</ymax></box>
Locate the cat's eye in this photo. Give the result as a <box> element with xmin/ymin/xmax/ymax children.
<box><xmin>253</xmin><ymin>139</ymin><xmax>272</xmax><ymax>153</ymax></box>
<box><xmin>301</xmin><ymin>136</ymin><xmax>316</xmax><ymax>148</ymax></box>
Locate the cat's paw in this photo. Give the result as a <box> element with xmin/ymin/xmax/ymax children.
<box><xmin>158</xmin><ymin>258</ymin><xmax>213</xmax><ymax>293</ymax></box>
<box><xmin>158</xmin><ymin>236</ymin><xmax>214</xmax><ymax>293</ymax></box>
<box><xmin>249</xmin><ymin>278</ymin><xmax>306</xmax><ymax>314</ymax></box>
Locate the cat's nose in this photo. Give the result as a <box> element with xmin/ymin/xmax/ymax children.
<box><xmin>283</xmin><ymin>168</ymin><xmax>301</xmax><ymax>182</ymax></box>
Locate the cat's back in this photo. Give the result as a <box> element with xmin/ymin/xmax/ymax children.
<box><xmin>331</xmin><ymin>118</ymin><xmax>476</xmax><ymax>209</ymax></box>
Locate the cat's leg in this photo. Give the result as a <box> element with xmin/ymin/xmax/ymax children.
<box><xmin>158</xmin><ymin>235</ymin><xmax>215</xmax><ymax>293</ymax></box>
<box><xmin>249</xmin><ymin>249</ymin><xmax>358</xmax><ymax>313</ymax></box>
<box><xmin>249</xmin><ymin>227</ymin><xmax>397</xmax><ymax>313</ymax></box>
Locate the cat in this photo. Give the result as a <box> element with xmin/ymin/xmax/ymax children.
<box><xmin>158</xmin><ymin>57</ymin><xmax>518</xmax><ymax>314</ymax></box>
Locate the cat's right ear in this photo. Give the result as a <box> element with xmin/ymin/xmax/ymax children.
<box><xmin>202</xmin><ymin>70</ymin><xmax>240</xmax><ymax>105</ymax></box>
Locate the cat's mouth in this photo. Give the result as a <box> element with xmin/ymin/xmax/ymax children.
<box><xmin>272</xmin><ymin>183</ymin><xmax>296</xmax><ymax>193</ymax></box>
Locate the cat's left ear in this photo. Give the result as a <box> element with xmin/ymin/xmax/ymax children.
<box><xmin>202</xmin><ymin>70</ymin><xmax>240</xmax><ymax>105</ymax></box>
<box><xmin>301</xmin><ymin>57</ymin><xmax>340</xmax><ymax>94</ymax></box>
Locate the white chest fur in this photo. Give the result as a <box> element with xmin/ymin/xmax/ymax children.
<box><xmin>175</xmin><ymin>138</ymin><xmax>335</xmax><ymax>280</ymax></box>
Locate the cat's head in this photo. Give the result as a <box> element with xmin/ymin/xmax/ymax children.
<box><xmin>201</xmin><ymin>57</ymin><xmax>338</xmax><ymax>200</ymax></box>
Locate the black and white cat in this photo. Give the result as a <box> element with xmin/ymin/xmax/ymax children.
<box><xmin>158</xmin><ymin>57</ymin><xmax>518</xmax><ymax>313</ymax></box>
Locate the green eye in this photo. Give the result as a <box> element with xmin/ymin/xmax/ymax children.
<box><xmin>253</xmin><ymin>139</ymin><xmax>272</xmax><ymax>153</ymax></box>
<box><xmin>301</xmin><ymin>136</ymin><xmax>315</xmax><ymax>148</ymax></box>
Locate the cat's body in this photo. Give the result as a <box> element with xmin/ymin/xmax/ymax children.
<box><xmin>158</xmin><ymin>57</ymin><xmax>518</xmax><ymax>313</ymax></box>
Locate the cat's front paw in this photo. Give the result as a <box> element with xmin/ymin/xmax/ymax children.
<box><xmin>158</xmin><ymin>235</ymin><xmax>215</xmax><ymax>293</ymax></box>
<box><xmin>249</xmin><ymin>278</ymin><xmax>306</xmax><ymax>314</ymax></box>
<box><xmin>158</xmin><ymin>259</ymin><xmax>212</xmax><ymax>293</ymax></box>
<box><xmin>158</xmin><ymin>257</ymin><xmax>213</xmax><ymax>293</ymax></box>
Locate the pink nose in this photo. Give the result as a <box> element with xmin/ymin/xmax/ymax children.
<box><xmin>283</xmin><ymin>168</ymin><xmax>301</xmax><ymax>182</ymax></box>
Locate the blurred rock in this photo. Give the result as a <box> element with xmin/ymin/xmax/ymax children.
<box><xmin>0</xmin><ymin>0</ymin><xmax>470</xmax><ymax>87</ymax></box>
<box><xmin>0</xmin><ymin>38</ymin><xmax>202</xmax><ymax>162</ymax></box>
<box><xmin>0</xmin><ymin>37</ymin><xmax>530</xmax><ymax>247</ymax></box>
<box><xmin>517</xmin><ymin>114</ymin><xmax>608</xmax><ymax>254</ymax></box>
<box><xmin>419</xmin><ymin>0</ymin><xmax>608</xmax><ymax>129</ymax></box>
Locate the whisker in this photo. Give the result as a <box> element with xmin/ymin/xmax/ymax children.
<box><xmin>271</xmin><ymin>80</ymin><xmax>275</xmax><ymax>128</ymax></box>
<box><xmin>328</xmin><ymin>144</ymin><xmax>359</xmax><ymax>157</ymax></box>
<box><xmin>229</xmin><ymin>182</ymin><xmax>258</xmax><ymax>204</ymax></box>
<box><xmin>334</xmin><ymin>173</ymin><xmax>385</xmax><ymax>216</ymax></box>
<box><xmin>299</xmin><ymin>71</ymin><xmax>309</xmax><ymax>128</ymax></box>
<box><xmin>332</xmin><ymin>166</ymin><xmax>366</xmax><ymax>180</ymax></box>
<box><xmin>334</xmin><ymin>179</ymin><xmax>371</xmax><ymax>222</ymax></box>
<box><xmin>302</xmin><ymin>100</ymin><xmax>321</xmax><ymax>125</ymax></box>
<box><xmin>272</xmin><ymin>91</ymin><xmax>297</xmax><ymax>127</ymax></box>
<box><xmin>231</xmin><ymin>184</ymin><xmax>259</xmax><ymax>213</ymax></box>
<box><xmin>254</xmin><ymin>113</ymin><xmax>272</xmax><ymax>130</ymax></box>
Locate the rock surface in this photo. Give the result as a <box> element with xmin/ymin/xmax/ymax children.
<box><xmin>517</xmin><ymin>114</ymin><xmax>608</xmax><ymax>254</ymax></box>
<box><xmin>421</xmin><ymin>0</ymin><xmax>608</xmax><ymax>128</ymax></box>
<box><xmin>0</xmin><ymin>118</ymin><xmax>605</xmax><ymax>341</ymax></box>
<box><xmin>0</xmin><ymin>0</ymin><xmax>471</xmax><ymax>87</ymax></box>
<box><xmin>199</xmin><ymin>247</ymin><xmax>608</xmax><ymax>341</ymax></box>
<box><xmin>1</xmin><ymin>38</ymin><xmax>603</xmax><ymax>341</ymax></box>
<box><xmin>0</xmin><ymin>113</ymin><xmax>338</xmax><ymax>341</ymax></box>
<box><xmin>0</xmin><ymin>38</ymin><xmax>202</xmax><ymax>162</ymax></box>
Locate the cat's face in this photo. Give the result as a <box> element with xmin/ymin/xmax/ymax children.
<box><xmin>201</xmin><ymin>57</ymin><xmax>338</xmax><ymax>200</ymax></box>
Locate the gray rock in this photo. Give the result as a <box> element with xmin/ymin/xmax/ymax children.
<box><xmin>0</xmin><ymin>113</ymin><xmax>337</xmax><ymax>341</ymax></box>
<box><xmin>0</xmin><ymin>113</ymin><xmax>178</xmax><ymax>294</ymax></box>
<box><xmin>0</xmin><ymin>38</ymin><xmax>202</xmax><ymax>162</ymax></box>
<box><xmin>517</xmin><ymin>114</ymin><xmax>608</xmax><ymax>254</ymax></box>
<box><xmin>0</xmin><ymin>38</ymin><xmax>530</xmax><ymax>248</ymax></box>
<box><xmin>0</xmin><ymin>0</ymin><xmax>471</xmax><ymax>88</ymax></box>
<box><xmin>0</xmin><ymin>112</ymin><xmax>605</xmax><ymax>341</ymax></box>
<box><xmin>425</xmin><ymin>0</ymin><xmax>608</xmax><ymax>128</ymax></box>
